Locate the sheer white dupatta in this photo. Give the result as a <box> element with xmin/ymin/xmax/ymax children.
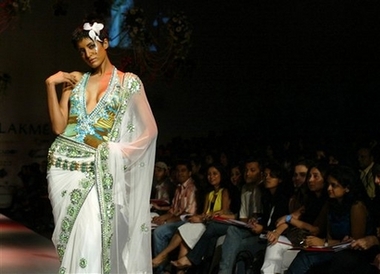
<box><xmin>107</xmin><ymin>73</ymin><xmax>157</xmax><ymax>273</ymax></box>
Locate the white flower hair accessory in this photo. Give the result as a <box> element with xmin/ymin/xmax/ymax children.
<box><xmin>83</xmin><ymin>22</ymin><xmax>104</xmax><ymax>42</ymax></box>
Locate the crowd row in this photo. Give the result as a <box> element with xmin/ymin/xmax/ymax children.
<box><xmin>149</xmin><ymin>139</ymin><xmax>380</xmax><ymax>274</ymax></box>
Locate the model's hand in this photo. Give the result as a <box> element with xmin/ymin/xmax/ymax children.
<box><xmin>46</xmin><ymin>71</ymin><xmax>78</xmax><ymax>87</ymax></box>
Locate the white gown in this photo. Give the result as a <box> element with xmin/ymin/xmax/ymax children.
<box><xmin>47</xmin><ymin>68</ymin><xmax>157</xmax><ymax>274</ymax></box>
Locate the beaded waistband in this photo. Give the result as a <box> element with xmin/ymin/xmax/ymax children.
<box><xmin>49</xmin><ymin>156</ymin><xmax>95</xmax><ymax>172</ymax></box>
<box><xmin>48</xmin><ymin>136</ymin><xmax>96</xmax><ymax>173</ymax></box>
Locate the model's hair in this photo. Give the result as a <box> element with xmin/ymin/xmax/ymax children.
<box><xmin>71</xmin><ymin>15</ymin><xmax>109</xmax><ymax>49</ymax></box>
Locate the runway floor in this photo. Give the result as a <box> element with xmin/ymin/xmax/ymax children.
<box><xmin>0</xmin><ymin>214</ymin><xmax>60</xmax><ymax>274</ymax></box>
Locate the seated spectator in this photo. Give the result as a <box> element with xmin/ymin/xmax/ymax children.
<box><xmin>305</xmin><ymin>162</ymin><xmax>380</xmax><ymax>274</ymax></box>
<box><xmin>358</xmin><ymin>145</ymin><xmax>376</xmax><ymax>199</ymax></box>
<box><xmin>169</xmin><ymin>157</ymin><xmax>265</xmax><ymax>272</ymax></box>
<box><xmin>261</xmin><ymin>161</ymin><xmax>330</xmax><ymax>274</ymax></box>
<box><xmin>152</xmin><ymin>159</ymin><xmax>198</xmax><ymax>274</ymax></box>
<box><xmin>172</xmin><ymin>161</ymin><xmax>290</xmax><ymax>274</ymax></box>
<box><xmin>287</xmin><ymin>165</ymin><xmax>373</xmax><ymax>274</ymax></box>
<box><xmin>151</xmin><ymin>161</ymin><xmax>175</xmax><ymax>214</ymax></box>
<box><xmin>152</xmin><ymin>163</ymin><xmax>240</xmax><ymax>272</ymax></box>
<box><xmin>229</xmin><ymin>161</ymin><xmax>245</xmax><ymax>191</ymax></box>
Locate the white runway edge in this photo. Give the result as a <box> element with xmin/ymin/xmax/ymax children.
<box><xmin>0</xmin><ymin>214</ymin><xmax>60</xmax><ymax>274</ymax></box>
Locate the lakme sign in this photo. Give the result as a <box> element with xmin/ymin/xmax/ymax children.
<box><xmin>0</xmin><ymin>121</ymin><xmax>53</xmax><ymax>207</ymax></box>
<box><xmin>0</xmin><ymin>122</ymin><xmax>50</xmax><ymax>135</ymax></box>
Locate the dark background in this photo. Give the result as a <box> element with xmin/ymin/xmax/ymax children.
<box><xmin>2</xmin><ymin>0</ymin><xmax>380</xmax><ymax>145</ymax></box>
<box><xmin>131</xmin><ymin>0</ymin><xmax>380</xmax><ymax>145</ymax></box>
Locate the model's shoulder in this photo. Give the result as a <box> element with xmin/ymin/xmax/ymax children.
<box><xmin>123</xmin><ymin>72</ymin><xmax>140</xmax><ymax>80</ymax></box>
<box><xmin>70</xmin><ymin>71</ymin><xmax>85</xmax><ymax>81</ymax></box>
<box><xmin>120</xmin><ymin>72</ymin><xmax>142</xmax><ymax>93</ymax></box>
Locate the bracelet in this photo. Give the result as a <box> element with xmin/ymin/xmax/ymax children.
<box><xmin>285</xmin><ymin>215</ymin><xmax>292</xmax><ymax>223</ymax></box>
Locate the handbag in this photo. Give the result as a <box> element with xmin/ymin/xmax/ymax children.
<box><xmin>285</xmin><ymin>226</ymin><xmax>310</xmax><ymax>247</ymax></box>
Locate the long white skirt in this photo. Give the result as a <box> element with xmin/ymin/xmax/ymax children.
<box><xmin>48</xmin><ymin>166</ymin><xmax>103</xmax><ymax>273</ymax></box>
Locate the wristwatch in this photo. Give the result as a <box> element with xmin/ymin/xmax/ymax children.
<box><xmin>285</xmin><ymin>215</ymin><xmax>292</xmax><ymax>223</ymax></box>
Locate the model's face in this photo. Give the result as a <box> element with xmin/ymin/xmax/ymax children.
<box><xmin>327</xmin><ymin>175</ymin><xmax>348</xmax><ymax>200</ymax></box>
<box><xmin>230</xmin><ymin>166</ymin><xmax>242</xmax><ymax>186</ymax></box>
<box><xmin>244</xmin><ymin>162</ymin><xmax>262</xmax><ymax>184</ymax></box>
<box><xmin>175</xmin><ymin>164</ymin><xmax>192</xmax><ymax>184</ymax></box>
<box><xmin>292</xmin><ymin>164</ymin><xmax>308</xmax><ymax>188</ymax></box>
<box><xmin>77</xmin><ymin>37</ymin><xmax>108</xmax><ymax>68</ymax></box>
<box><xmin>308</xmin><ymin>167</ymin><xmax>325</xmax><ymax>193</ymax></box>
<box><xmin>207</xmin><ymin>167</ymin><xmax>221</xmax><ymax>187</ymax></box>
<box><xmin>264</xmin><ymin>168</ymin><xmax>281</xmax><ymax>190</ymax></box>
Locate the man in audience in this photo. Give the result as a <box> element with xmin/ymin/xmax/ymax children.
<box><xmin>151</xmin><ymin>161</ymin><xmax>176</xmax><ymax>215</ymax></box>
<box><xmin>358</xmin><ymin>145</ymin><xmax>376</xmax><ymax>199</ymax></box>
<box><xmin>152</xmin><ymin>159</ymin><xmax>198</xmax><ymax>273</ymax></box>
<box><xmin>171</xmin><ymin>157</ymin><xmax>264</xmax><ymax>271</ymax></box>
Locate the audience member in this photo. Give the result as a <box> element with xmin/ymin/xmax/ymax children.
<box><xmin>152</xmin><ymin>163</ymin><xmax>240</xmax><ymax>272</ymax></box>
<box><xmin>261</xmin><ymin>161</ymin><xmax>330</xmax><ymax>273</ymax></box>
<box><xmin>287</xmin><ymin>165</ymin><xmax>373</xmax><ymax>274</ymax></box>
<box><xmin>170</xmin><ymin>157</ymin><xmax>265</xmax><ymax>272</ymax></box>
<box><xmin>358</xmin><ymin>145</ymin><xmax>376</xmax><ymax>199</ymax></box>
<box><xmin>152</xmin><ymin>159</ymin><xmax>198</xmax><ymax>273</ymax></box>
<box><xmin>151</xmin><ymin>161</ymin><xmax>176</xmax><ymax>214</ymax></box>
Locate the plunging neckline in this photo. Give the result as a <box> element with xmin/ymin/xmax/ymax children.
<box><xmin>83</xmin><ymin>67</ymin><xmax>117</xmax><ymax>115</ymax></box>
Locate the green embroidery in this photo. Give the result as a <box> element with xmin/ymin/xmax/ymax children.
<box><xmin>59</xmin><ymin>267</ymin><xmax>66</xmax><ymax>274</ymax></box>
<box><xmin>70</xmin><ymin>189</ymin><xmax>82</xmax><ymax>204</ymax></box>
<box><xmin>48</xmin><ymin>137</ymin><xmax>96</xmax><ymax>263</ymax></box>
<box><xmin>126</xmin><ymin>76</ymin><xmax>141</xmax><ymax>94</ymax></box>
<box><xmin>61</xmin><ymin>217</ymin><xmax>70</xmax><ymax>232</ymax></box>
<box><xmin>127</xmin><ymin>122</ymin><xmax>135</xmax><ymax>133</ymax></box>
<box><xmin>67</xmin><ymin>205</ymin><xmax>75</xmax><ymax>216</ymax></box>
<box><xmin>57</xmin><ymin>244</ymin><xmax>65</xmax><ymax>259</ymax></box>
<box><xmin>141</xmin><ymin>223</ymin><xmax>149</xmax><ymax>233</ymax></box>
<box><xmin>79</xmin><ymin>258</ymin><xmax>87</xmax><ymax>268</ymax></box>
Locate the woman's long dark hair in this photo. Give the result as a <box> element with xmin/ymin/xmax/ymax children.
<box><xmin>327</xmin><ymin>165</ymin><xmax>370</xmax><ymax>215</ymax></box>
<box><xmin>206</xmin><ymin>162</ymin><xmax>241</xmax><ymax>214</ymax></box>
<box><xmin>304</xmin><ymin>161</ymin><xmax>330</xmax><ymax>204</ymax></box>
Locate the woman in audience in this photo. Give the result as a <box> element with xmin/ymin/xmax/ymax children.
<box><xmin>229</xmin><ymin>162</ymin><xmax>245</xmax><ymax>191</ymax></box>
<box><xmin>305</xmin><ymin>163</ymin><xmax>380</xmax><ymax>274</ymax></box>
<box><xmin>152</xmin><ymin>163</ymin><xmax>240</xmax><ymax>272</ymax></box>
<box><xmin>287</xmin><ymin>165</ymin><xmax>373</xmax><ymax>274</ymax></box>
<box><xmin>261</xmin><ymin>161</ymin><xmax>330</xmax><ymax>274</ymax></box>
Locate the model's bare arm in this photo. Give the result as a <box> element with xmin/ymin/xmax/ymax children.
<box><xmin>45</xmin><ymin>71</ymin><xmax>81</xmax><ymax>134</ymax></box>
